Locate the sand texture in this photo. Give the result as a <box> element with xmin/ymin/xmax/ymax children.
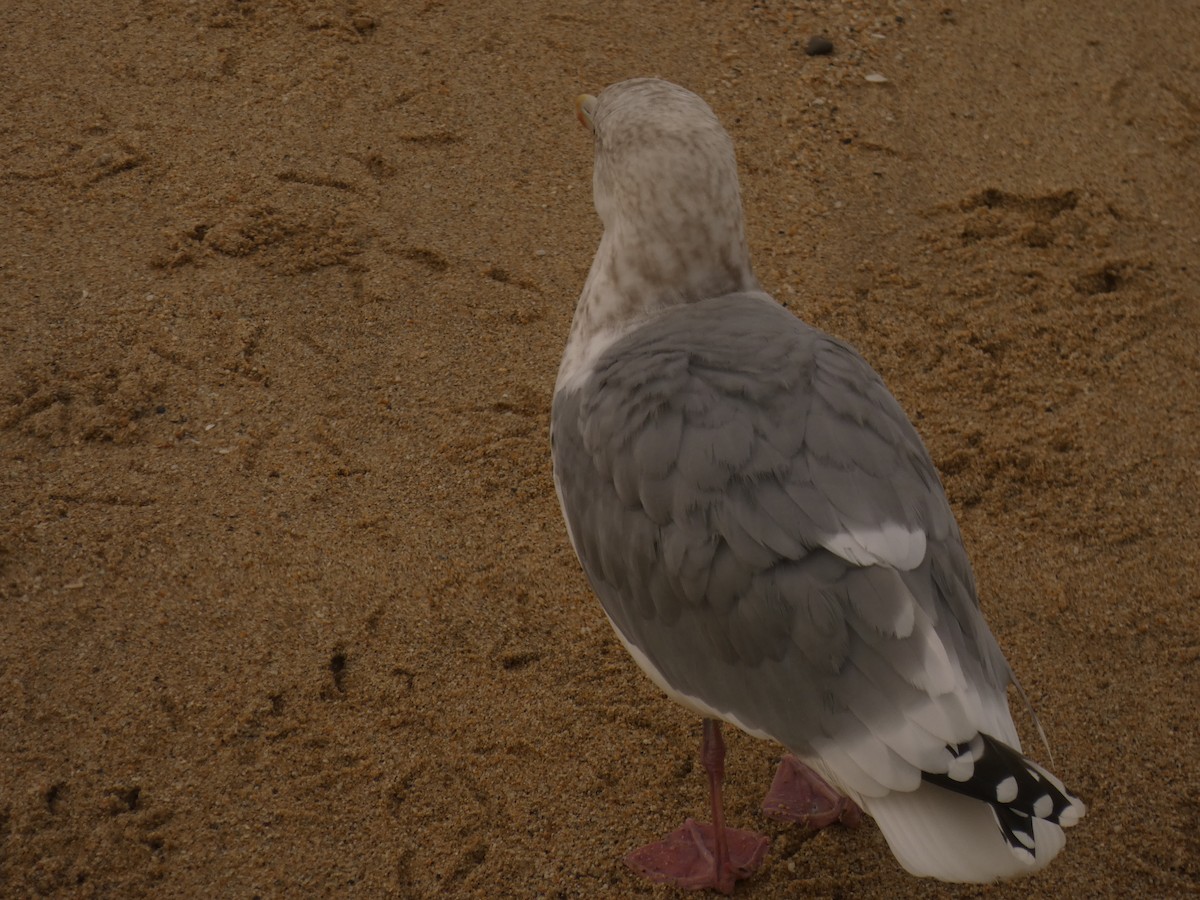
<box><xmin>2</xmin><ymin>1</ymin><xmax>1198</xmax><ymax>897</ymax></box>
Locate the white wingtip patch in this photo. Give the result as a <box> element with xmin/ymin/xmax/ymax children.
<box><xmin>946</xmin><ymin>753</ymin><xmax>974</xmax><ymax>783</ymax></box>
<box><xmin>1059</xmin><ymin>801</ymin><xmax>1084</xmax><ymax>828</ymax></box>
<box><xmin>1014</xmin><ymin>826</ymin><xmax>1037</xmax><ymax>851</ymax></box>
<box><xmin>995</xmin><ymin>776</ymin><xmax>1018</xmax><ymax>804</ymax></box>
<box><xmin>1033</xmin><ymin>794</ymin><xmax>1054</xmax><ymax>819</ymax></box>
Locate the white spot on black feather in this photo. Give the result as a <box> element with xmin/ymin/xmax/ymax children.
<box><xmin>924</xmin><ymin>732</ymin><xmax>1086</xmax><ymax>859</ymax></box>
<box><xmin>1034</xmin><ymin>794</ymin><xmax>1054</xmax><ymax>819</ymax></box>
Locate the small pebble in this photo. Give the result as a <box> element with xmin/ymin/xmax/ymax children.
<box><xmin>805</xmin><ymin>35</ymin><xmax>834</xmax><ymax>56</ymax></box>
<box><xmin>865</xmin><ymin>73</ymin><xmax>890</xmax><ymax>84</ymax></box>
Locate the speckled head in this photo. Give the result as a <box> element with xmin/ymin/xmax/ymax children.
<box><xmin>582</xmin><ymin>79</ymin><xmax>747</xmax><ymax>243</ymax></box>
<box><xmin>567</xmin><ymin>78</ymin><xmax>758</xmax><ymax>345</ymax></box>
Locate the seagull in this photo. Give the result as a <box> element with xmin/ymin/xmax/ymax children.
<box><xmin>550</xmin><ymin>77</ymin><xmax>1085</xmax><ymax>893</ymax></box>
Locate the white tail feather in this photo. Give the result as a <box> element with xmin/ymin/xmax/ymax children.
<box><xmin>865</xmin><ymin>781</ymin><xmax>1069</xmax><ymax>883</ymax></box>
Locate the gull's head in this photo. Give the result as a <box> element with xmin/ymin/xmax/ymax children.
<box><xmin>577</xmin><ymin>79</ymin><xmax>742</xmax><ymax>233</ymax></box>
<box><xmin>574</xmin><ymin>78</ymin><xmax>755</xmax><ymax>308</ymax></box>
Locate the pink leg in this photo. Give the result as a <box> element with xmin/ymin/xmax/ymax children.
<box><xmin>761</xmin><ymin>754</ymin><xmax>862</xmax><ymax>830</ymax></box>
<box><xmin>625</xmin><ymin>719</ymin><xmax>770</xmax><ymax>894</ymax></box>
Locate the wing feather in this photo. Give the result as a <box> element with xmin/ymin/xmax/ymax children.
<box><xmin>552</xmin><ymin>291</ymin><xmax>1016</xmax><ymax>795</ymax></box>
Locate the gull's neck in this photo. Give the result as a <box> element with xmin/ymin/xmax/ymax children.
<box><xmin>556</xmin><ymin>213</ymin><xmax>757</xmax><ymax>394</ymax></box>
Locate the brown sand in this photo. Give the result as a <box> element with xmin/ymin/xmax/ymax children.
<box><xmin>2</xmin><ymin>1</ymin><xmax>1197</xmax><ymax>897</ymax></box>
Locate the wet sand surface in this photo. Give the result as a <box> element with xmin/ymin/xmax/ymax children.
<box><xmin>2</xmin><ymin>1</ymin><xmax>1197</xmax><ymax>896</ymax></box>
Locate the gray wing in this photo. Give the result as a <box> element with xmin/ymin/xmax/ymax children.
<box><xmin>551</xmin><ymin>292</ymin><xmax>1015</xmax><ymax>798</ymax></box>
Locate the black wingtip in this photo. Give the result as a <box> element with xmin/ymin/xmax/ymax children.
<box><xmin>921</xmin><ymin>733</ymin><xmax>1084</xmax><ymax>859</ymax></box>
